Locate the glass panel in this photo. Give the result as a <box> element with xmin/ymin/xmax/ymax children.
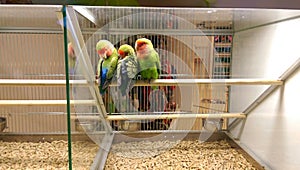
<box><xmin>63</xmin><ymin>6</ymin><xmax>112</xmax><ymax>169</ymax></box>
<box><xmin>0</xmin><ymin>5</ymin><xmax>73</xmax><ymax>169</ymax></box>
<box><xmin>2</xmin><ymin>5</ymin><xmax>299</xmax><ymax>169</ymax></box>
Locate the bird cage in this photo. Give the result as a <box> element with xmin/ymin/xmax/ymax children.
<box><xmin>69</xmin><ymin>7</ymin><xmax>234</xmax><ymax>133</ymax></box>
<box><xmin>1</xmin><ymin>4</ymin><xmax>300</xmax><ymax>170</ymax></box>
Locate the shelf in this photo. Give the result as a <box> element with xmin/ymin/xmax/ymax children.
<box><xmin>214</xmin><ymin>63</ymin><xmax>231</xmax><ymax>67</ymax></box>
<box><xmin>200</xmin><ymin>99</ymin><xmax>226</xmax><ymax>104</ymax></box>
<box><xmin>214</xmin><ymin>43</ymin><xmax>232</xmax><ymax>47</ymax></box>
<box><xmin>214</xmin><ymin>67</ymin><xmax>230</xmax><ymax>73</ymax></box>
<box><xmin>215</xmin><ymin>53</ymin><xmax>231</xmax><ymax>57</ymax></box>
<box><xmin>215</xmin><ymin>57</ymin><xmax>231</xmax><ymax>63</ymax></box>
<box><xmin>212</xmin><ymin>76</ymin><xmax>231</xmax><ymax>79</ymax></box>
<box><xmin>215</xmin><ymin>48</ymin><xmax>231</xmax><ymax>53</ymax></box>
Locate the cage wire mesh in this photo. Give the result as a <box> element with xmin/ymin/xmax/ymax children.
<box><xmin>0</xmin><ymin>5</ymin><xmax>233</xmax><ymax>135</ymax></box>
<box><xmin>0</xmin><ymin>5</ymin><xmax>235</xmax><ymax>168</ymax></box>
<box><xmin>72</xmin><ymin>6</ymin><xmax>233</xmax><ymax>137</ymax></box>
<box><xmin>0</xmin><ymin>5</ymin><xmax>69</xmax><ymax>133</ymax></box>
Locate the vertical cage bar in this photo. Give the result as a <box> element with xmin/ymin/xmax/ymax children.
<box><xmin>62</xmin><ymin>5</ymin><xmax>72</xmax><ymax>170</ymax></box>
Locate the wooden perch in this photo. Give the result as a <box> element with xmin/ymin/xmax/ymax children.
<box><xmin>72</xmin><ymin>113</ymin><xmax>246</xmax><ymax>121</ymax></box>
<box><xmin>0</xmin><ymin>78</ymin><xmax>283</xmax><ymax>86</ymax></box>
<box><xmin>129</xmin><ymin>79</ymin><xmax>283</xmax><ymax>86</ymax></box>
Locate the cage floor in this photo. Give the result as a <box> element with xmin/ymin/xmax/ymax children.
<box><xmin>0</xmin><ymin>132</ymin><xmax>264</xmax><ymax>169</ymax></box>
<box><xmin>0</xmin><ymin>140</ymin><xmax>98</xmax><ymax>169</ymax></box>
<box><xmin>105</xmin><ymin>140</ymin><xmax>260</xmax><ymax>170</ymax></box>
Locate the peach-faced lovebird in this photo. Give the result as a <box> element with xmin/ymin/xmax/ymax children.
<box><xmin>135</xmin><ymin>38</ymin><xmax>161</xmax><ymax>81</ymax></box>
<box><xmin>96</xmin><ymin>40</ymin><xmax>119</xmax><ymax>94</ymax></box>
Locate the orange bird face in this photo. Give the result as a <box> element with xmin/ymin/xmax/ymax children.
<box><xmin>135</xmin><ymin>38</ymin><xmax>153</xmax><ymax>59</ymax></box>
<box><xmin>118</xmin><ymin>49</ymin><xmax>126</xmax><ymax>59</ymax></box>
<box><xmin>136</xmin><ymin>40</ymin><xmax>147</xmax><ymax>52</ymax></box>
<box><xmin>136</xmin><ymin>41</ymin><xmax>149</xmax><ymax>59</ymax></box>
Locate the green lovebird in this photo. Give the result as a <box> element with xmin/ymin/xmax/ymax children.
<box><xmin>96</xmin><ymin>40</ymin><xmax>119</xmax><ymax>95</ymax></box>
<box><xmin>135</xmin><ymin>38</ymin><xmax>161</xmax><ymax>86</ymax></box>
<box><xmin>117</xmin><ymin>44</ymin><xmax>138</xmax><ymax>96</ymax></box>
